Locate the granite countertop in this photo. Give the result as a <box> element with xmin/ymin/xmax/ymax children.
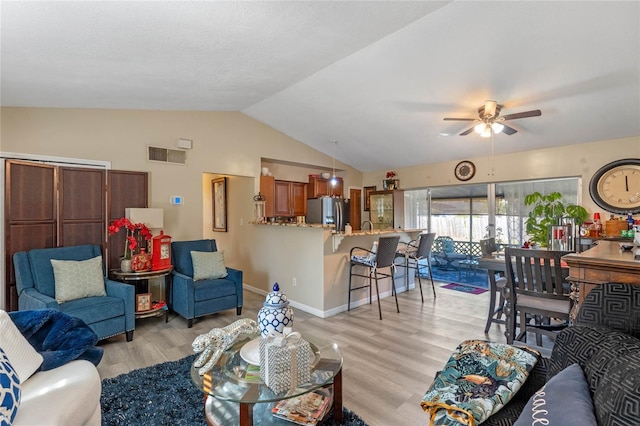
<box><xmin>333</xmin><ymin>228</ymin><xmax>425</xmax><ymax>236</ymax></box>
<box><xmin>250</xmin><ymin>221</ymin><xmax>332</xmax><ymax>229</ymax></box>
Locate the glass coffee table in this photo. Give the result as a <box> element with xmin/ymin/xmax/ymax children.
<box><xmin>190</xmin><ymin>332</ymin><xmax>343</xmax><ymax>426</ymax></box>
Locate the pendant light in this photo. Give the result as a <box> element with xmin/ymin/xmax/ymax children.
<box><xmin>330</xmin><ymin>141</ymin><xmax>338</xmax><ymax>186</ymax></box>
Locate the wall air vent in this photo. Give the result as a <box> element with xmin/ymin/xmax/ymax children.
<box><xmin>147</xmin><ymin>146</ymin><xmax>187</xmax><ymax>165</ymax></box>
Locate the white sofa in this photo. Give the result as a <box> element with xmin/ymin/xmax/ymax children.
<box><xmin>13</xmin><ymin>360</ymin><xmax>101</xmax><ymax>426</ymax></box>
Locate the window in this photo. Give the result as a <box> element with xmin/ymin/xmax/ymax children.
<box><xmin>403</xmin><ymin>177</ymin><xmax>581</xmax><ymax>249</ymax></box>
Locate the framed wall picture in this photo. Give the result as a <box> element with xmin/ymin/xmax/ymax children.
<box><xmin>364</xmin><ymin>186</ymin><xmax>376</xmax><ymax>211</ymax></box>
<box><xmin>212</xmin><ymin>177</ymin><xmax>227</xmax><ymax>232</ymax></box>
<box><xmin>136</xmin><ymin>293</ymin><xmax>152</xmax><ymax>312</ymax></box>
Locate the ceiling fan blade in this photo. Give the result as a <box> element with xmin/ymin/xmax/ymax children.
<box><xmin>443</xmin><ymin>117</ymin><xmax>476</xmax><ymax>121</ymax></box>
<box><xmin>501</xmin><ymin>124</ymin><xmax>518</xmax><ymax>135</ymax></box>
<box><xmin>501</xmin><ymin>110</ymin><xmax>541</xmax><ymax>121</ymax></box>
<box><xmin>459</xmin><ymin>127</ymin><xmax>474</xmax><ymax>136</ymax></box>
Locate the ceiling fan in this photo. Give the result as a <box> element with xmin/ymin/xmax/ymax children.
<box><xmin>443</xmin><ymin>100</ymin><xmax>541</xmax><ymax>137</ymax></box>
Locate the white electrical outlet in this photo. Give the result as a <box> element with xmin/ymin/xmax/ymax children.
<box><xmin>292</xmin><ymin>277</ymin><xmax>297</xmax><ymax>287</ymax></box>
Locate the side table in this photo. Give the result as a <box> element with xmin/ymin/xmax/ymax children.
<box><xmin>110</xmin><ymin>267</ymin><xmax>173</xmax><ymax>322</ymax></box>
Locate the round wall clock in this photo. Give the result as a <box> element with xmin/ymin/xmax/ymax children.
<box><xmin>589</xmin><ymin>158</ymin><xmax>640</xmax><ymax>214</ymax></box>
<box><xmin>454</xmin><ymin>160</ymin><xmax>476</xmax><ymax>181</ymax></box>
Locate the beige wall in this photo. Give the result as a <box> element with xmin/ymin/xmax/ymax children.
<box><xmin>1</xmin><ymin>106</ymin><xmax>639</xmax><ymax>310</ymax></box>
<box><xmin>363</xmin><ymin>136</ymin><xmax>640</xmax><ymax>217</ymax></box>
<box><xmin>0</xmin><ymin>107</ymin><xmax>362</xmax><ymax>303</ymax></box>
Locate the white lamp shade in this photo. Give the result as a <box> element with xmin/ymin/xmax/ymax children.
<box><xmin>491</xmin><ymin>122</ymin><xmax>504</xmax><ymax>133</ymax></box>
<box><xmin>125</xmin><ymin>208</ymin><xmax>164</xmax><ymax>229</ymax></box>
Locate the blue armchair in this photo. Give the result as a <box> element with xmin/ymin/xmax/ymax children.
<box><xmin>171</xmin><ymin>239</ymin><xmax>243</xmax><ymax>328</ymax></box>
<box><xmin>13</xmin><ymin>244</ymin><xmax>135</xmax><ymax>341</ymax></box>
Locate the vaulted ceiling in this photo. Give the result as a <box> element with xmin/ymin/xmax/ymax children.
<box><xmin>2</xmin><ymin>1</ymin><xmax>638</xmax><ymax>172</ymax></box>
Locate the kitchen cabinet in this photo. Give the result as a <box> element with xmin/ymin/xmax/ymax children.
<box><xmin>274</xmin><ymin>180</ymin><xmax>307</xmax><ymax>217</ymax></box>
<box><xmin>369</xmin><ymin>190</ymin><xmax>405</xmax><ymax>230</ymax></box>
<box><xmin>307</xmin><ymin>175</ymin><xmax>343</xmax><ymax>198</ymax></box>
<box><xmin>260</xmin><ymin>175</ymin><xmax>275</xmax><ymax>218</ymax></box>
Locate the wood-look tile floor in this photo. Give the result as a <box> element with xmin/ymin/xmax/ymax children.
<box><xmin>96</xmin><ymin>283</ymin><xmax>529</xmax><ymax>426</ymax></box>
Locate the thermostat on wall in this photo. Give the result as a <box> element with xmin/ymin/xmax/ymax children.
<box><xmin>170</xmin><ymin>196</ymin><xmax>183</xmax><ymax>205</ymax></box>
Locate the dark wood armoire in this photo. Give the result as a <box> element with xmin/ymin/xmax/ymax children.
<box><xmin>4</xmin><ymin>159</ymin><xmax>147</xmax><ymax>311</ymax></box>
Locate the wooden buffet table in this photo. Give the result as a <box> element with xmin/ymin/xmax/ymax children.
<box><xmin>563</xmin><ymin>240</ymin><xmax>640</xmax><ymax>306</ymax></box>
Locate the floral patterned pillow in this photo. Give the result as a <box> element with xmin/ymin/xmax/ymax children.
<box><xmin>421</xmin><ymin>340</ymin><xmax>540</xmax><ymax>426</ymax></box>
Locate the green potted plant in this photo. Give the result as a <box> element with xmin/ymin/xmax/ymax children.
<box><xmin>524</xmin><ymin>191</ymin><xmax>588</xmax><ymax>248</ymax></box>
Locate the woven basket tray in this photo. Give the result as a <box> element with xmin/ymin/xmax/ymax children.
<box><xmin>605</xmin><ymin>219</ymin><xmax>629</xmax><ymax>237</ymax></box>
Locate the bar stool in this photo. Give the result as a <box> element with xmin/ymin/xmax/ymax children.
<box><xmin>348</xmin><ymin>235</ymin><xmax>400</xmax><ymax>320</ymax></box>
<box><xmin>396</xmin><ymin>233</ymin><xmax>437</xmax><ymax>302</ymax></box>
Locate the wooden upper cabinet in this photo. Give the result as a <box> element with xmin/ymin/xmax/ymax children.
<box><xmin>274</xmin><ymin>180</ymin><xmax>291</xmax><ymax>216</ymax></box>
<box><xmin>291</xmin><ymin>182</ymin><xmax>307</xmax><ymax>216</ymax></box>
<box><xmin>308</xmin><ymin>175</ymin><xmax>343</xmax><ymax>198</ymax></box>
<box><xmin>331</xmin><ymin>177</ymin><xmax>344</xmax><ymax>198</ymax></box>
<box><xmin>274</xmin><ymin>180</ymin><xmax>307</xmax><ymax>216</ymax></box>
<box><xmin>260</xmin><ymin>175</ymin><xmax>275</xmax><ymax>218</ymax></box>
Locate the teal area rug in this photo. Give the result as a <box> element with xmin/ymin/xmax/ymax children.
<box><xmin>419</xmin><ymin>260</ymin><xmax>490</xmax><ymax>288</ymax></box>
<box><xmin>441</xmin><ymin>283</ymin><xmax>488</xmax><ymax>295</ymax></box>
<box><xmin>101</xmin><ymin>354</ymin><xmax>367</xmax><ymax>425</ymax></box>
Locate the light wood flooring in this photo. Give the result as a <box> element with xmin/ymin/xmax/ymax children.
<box><xmin>97</xmin><ymin>283</ymin><xmax>540</xmax><ymax>426</ymax></box>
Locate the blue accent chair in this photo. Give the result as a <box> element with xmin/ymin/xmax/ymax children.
<box><xmin>171</xmin><ymin>239</ymin><xmax>243</xmax><ymax>328</ymax></box>
<box><xmin>13</xmin><ymin>244</ymin><xmax>135</xmax><ymax>341</ymax></box>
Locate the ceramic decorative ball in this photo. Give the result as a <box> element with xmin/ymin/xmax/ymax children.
<box><xmin>257</xmin><ymin>282</ymin><xmax>294</xmax><ymax>337</ymax></box>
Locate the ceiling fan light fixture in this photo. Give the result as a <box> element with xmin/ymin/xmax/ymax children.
<box><xmin>484</xmin><ymin>100</ymin><xmax>498</xmax><ymax>118</ymax></box>
<box><xmin>480</xmin><ymin>127</ymin><xmax>492</xmax><ymax>138</ymax></box>
<box><xmin>491</xmin><ymin>122</ymin><xmax>504</xmax><ymax>133</ymax></box>
<box><xmin>474</xmin><ymin>123</ymin><xmax>487</xmax><ymax>134</ymax></box>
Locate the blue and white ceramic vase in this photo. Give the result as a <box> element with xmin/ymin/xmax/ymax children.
<box><xmin>257</xmin><ymin>283</ymin><xmax>294</xmax><ymax>337</ymax></box>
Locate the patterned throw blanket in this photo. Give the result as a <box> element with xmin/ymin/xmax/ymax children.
<box><xmin>9</xmin><ymin>309</ymin><xmax>103</xmax><ymax>370</ymax></box>
<box><xmin>421</xmin><ymin>340</ymin><xmax>539</xmax><ymax>426</ymax></box>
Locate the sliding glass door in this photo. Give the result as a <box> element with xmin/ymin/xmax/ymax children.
<box><xmin>404</xmin><ymin>177</ymin><xmax>582</xmax><ymax>251</ymax></box>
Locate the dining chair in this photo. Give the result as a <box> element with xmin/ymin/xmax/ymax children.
<box><xmin>348</xmin><ymin>235</ymin><xmax>400</xmax><ymax>320</ymax></box>
<box><xmin>396</xmin><ymin>233</ymin><xmax>437</xmax><ymax>303</ymax></box>
<box><xmin>480</xmin><ymin>238</ymin><xmax>507</xmax><ymax>333</ymax></box>
<box><xmin>503</xmin><ymin>247</ymin><xmax>572</xmax><ymax>345</ymax></box>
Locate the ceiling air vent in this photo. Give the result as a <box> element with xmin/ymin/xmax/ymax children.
<box><xmin>147</xmin><ymin>146</ymin><xmax>187</xmax><ymax>165</ymax></box>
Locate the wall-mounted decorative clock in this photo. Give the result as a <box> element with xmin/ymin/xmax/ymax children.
<box><xmin>454</xmin><ymin>160</ymin><xmax>476</xmax><ymax>181</ymax></box>
<box><xmin>589</xmin><ymin>158</ymin><xmax>640</xmax><ymax>214</ymax></box>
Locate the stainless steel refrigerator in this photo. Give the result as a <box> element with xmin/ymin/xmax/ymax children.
<box><xmin>306</xmin><ymin>198</ymin><xmax>350</xmax><ymax>232</ymax></box>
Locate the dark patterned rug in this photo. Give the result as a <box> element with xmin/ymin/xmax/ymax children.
<box><xmin>101</xmin><ymin>354</ymin><xmax>368</xmax><ymax>426</ymax></box>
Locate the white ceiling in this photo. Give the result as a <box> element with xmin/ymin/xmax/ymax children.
<box><xmin>2</xmin><ymin>1</ymin><xmax>639</xmax><ymax>172</ymax></box>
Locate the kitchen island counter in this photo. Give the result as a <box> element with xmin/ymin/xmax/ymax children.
<box><xmin>248</xmin><ymin>224</ymin><xmax>426</xmax><ymax>318</ymax></box>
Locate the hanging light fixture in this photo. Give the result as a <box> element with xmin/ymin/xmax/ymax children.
<box><xmin>475</xmin><ymin>121</ymin><xmax>504</xmax><ymax>137</ymax></box>
<box><xmin>330</xmin><ymin>141</ymin><xmax>338</xmax><ymax>186</ymax></box>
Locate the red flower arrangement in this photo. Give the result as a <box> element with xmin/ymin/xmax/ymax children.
<box><xmin>108</xmin><ymin>217</ymin><xmax>152</xmax><ymax>259</ymax></box>
<box><xmin>386</xmin><ymin>171</ymin><xmax>397</xmax><ymax>179</ymax></box>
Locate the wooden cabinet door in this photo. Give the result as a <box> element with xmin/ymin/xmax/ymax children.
<box><xmin>260</xmin><ymin>175</ymin><xmax>275</xmax><ymax>217</ymax></box>
<box><xmin>4</xmin><ymin>160</ymin><xmax>57</xmax><ymax>311</ymax></box>
<box><xmin>291</xmin><ymin>182</ymin><xmax>307</xmax><ymax>216</ymax></box>
<box><xmin>59</xmin><ymin>167</ymin><xmax>105</xmax><ymax>247</ymax></box>
<box><xmin>274</xmin><ymin>180</ymin><xmax>292</xmax><ymax>216</ymax></box>
<box><xmin>308</xmin><ymin>176</ymin><xmax>329</xmax><ymax>198</ymax></box>
<box><xmin>107</xmin><ymin>170</ymin><xmax>148</xmax><ymax>270</ymax></box>
<box><xmin>331</xmin><ymin>177</ymin><xmax>344</xmax><ymax>197</ymax></box>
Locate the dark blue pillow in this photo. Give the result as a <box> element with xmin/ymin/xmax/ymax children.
<box><xmin>514</xmin><ymin>363</ymin><xmax>597</xmax><ymax>426</ymax></box>
<box><xmin>0</xmin><ymin>347</ymin><xmax>21</xmax><ymax>424</ymax></box>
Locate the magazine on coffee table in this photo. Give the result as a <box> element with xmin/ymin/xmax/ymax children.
<box><xmin>271</xmin><ymin>387</ymin><xmax>332</xmax><ymax>426</ymax></box>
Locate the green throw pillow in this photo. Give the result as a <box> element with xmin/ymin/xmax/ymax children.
<box><xmin>191</xmin><ymin>251</ymin><xmax>228</xmax><ymax>281</ymax></box>
<box><xmin>51</xmin><ymin>255</ymin><xmax>106</xmax><ymax>303</ymax></box>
